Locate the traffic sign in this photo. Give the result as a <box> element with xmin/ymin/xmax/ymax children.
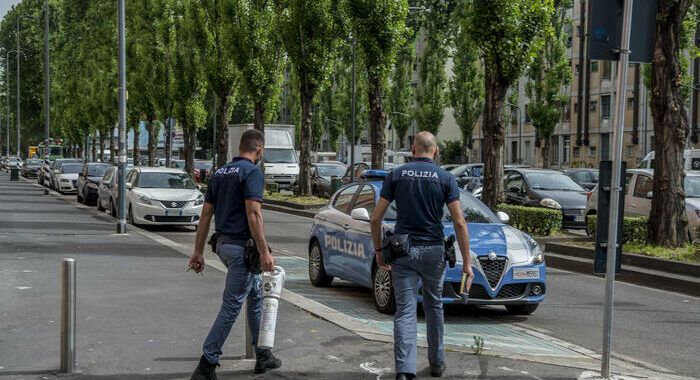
<box><xmin>589</xmin><ymin>0</ymin><xmax>657</xmax><ymax>63</ymax></box>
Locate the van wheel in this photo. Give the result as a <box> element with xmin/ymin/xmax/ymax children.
<box><xmin>505</xmin><ymin>304</ymin><xmax>539</xmax><ymax>315</ymax></box>
<box><xmin>372</xmin><ymin>266</ymin><xmax>396</xmax><ymax>315</ymax></box>
<box><xmin>309</xmin><ymin>242</ymin><xmax>333</xmax><ymax>287</ymax></box>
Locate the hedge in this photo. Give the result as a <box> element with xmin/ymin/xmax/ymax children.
<box><xmin>586</xmin><ymin>214</ymin><xmax>647</xmax><ymax>244</ymax></box>
<box><xmin>265</xmin><ymin>182</ymin><xmax>279</xmax><ymax>193</ymax></box>
<box><xmin>496</xmin><ymin>204</ymin><xmax>562</xmax><ymax>236</ymax></box>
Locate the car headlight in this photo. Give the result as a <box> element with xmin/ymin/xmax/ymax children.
<box><xmin>137</xmin><ymin>193</ymin><xmax>154</xmax><ymax>205</ymax></box>
<box><xmin>524</xmin><ymin>233</ymin><xmax>545</xmax><ymax>264</ymax></box>
<box><xmin>194</xmin><ymin>194</ymin><xmax>204</xmax><ymax>206</ymax></box>
<box><xmin>265</xmin><ymin>174</ymin><xmax>275</xmax><ymax>179</ymax></box>
<box><xmin>540</xmin><ymin>198</ymin><xmax>562</xmax><ymax>209</ymax></box>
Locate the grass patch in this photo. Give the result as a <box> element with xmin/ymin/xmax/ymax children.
<box><xmin>263</xmin><ymin>190</ymin><xmax>327</xmax><ymax>205</ymax></box>
<box><xmin>568</xmin><ymin>241</ymin><xmax>700</xmax><ymax>264</ymax></box>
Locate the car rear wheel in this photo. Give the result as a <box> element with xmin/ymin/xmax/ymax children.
<box><xmin>505</xmin><ymin>304</ymin><xmax>539</xmax><ymax>315</ymax></box>
<box><xmin>308</xmin><ymin>242</ymin><xmax>333</xmax><ymax>287</ymax></box>
<box><xmin>111</xmin><ymin>200</ymin><xmax>117</xmax><ymax>219</ymax></box>
<box><xmin>372</xmin><ymin>266</ymin><xmax>396</xmax><ymax>315</ymax></box>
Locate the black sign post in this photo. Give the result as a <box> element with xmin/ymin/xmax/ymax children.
<box><xmin>594</xmin><ymin>161</ymin><xmax>626</xmax><ymax>274</ymax></box>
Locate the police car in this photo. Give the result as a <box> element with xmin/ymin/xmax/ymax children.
<box><xmin>308</xmin><ymin>170</ymin><xmax>546</xmax><ymax>315</ymax></box>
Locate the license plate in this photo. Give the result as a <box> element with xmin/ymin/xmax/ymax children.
<box><xmin>574</xmin><ymin>215</ymin><xmax>583</xmax><ymax>222</ymax></box>
<box><xmin>165</xmin><ymin>210</ymin><xmax>183</xmax><ymax>216</ymax></box>
<box><xmin>513</xmin><ymin>268</ymin><xmax>540</xmax><ymax>280</ymax></box>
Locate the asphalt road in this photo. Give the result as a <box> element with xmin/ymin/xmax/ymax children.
<box><xmin>150</xmin><ymin>209</ymin><xmax>700</xmax><ymax>377</ymax></box>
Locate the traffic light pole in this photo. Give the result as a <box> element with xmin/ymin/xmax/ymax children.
<box><xmin>601</xmin><ymin>0</ymin><xmax>633</xmax><ymax>377</ymax></box>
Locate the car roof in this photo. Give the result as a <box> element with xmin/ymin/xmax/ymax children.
<box><xmin>626</xmin><ymin>168</ymin><xmax>654</xmax><ymax>175</ymax></box>
<box><xmin>133</xmin><ymin>166</ymin><xmax>185</xmax><ymax>173</ymax></box>
<box><xmin>507</xmin><ymin>168</ymin><xmax>567</xmax><ymax>174</ymax></box>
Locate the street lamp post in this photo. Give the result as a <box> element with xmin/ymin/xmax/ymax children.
<box><xmin>117</xmin><ymin>0</ymin><xmax>127</xmax><ymax>234</ymax></box>
<box><xmin>505</xmin><ymin>101</ymin><xmax>523</xmax><ymax>164</ymax></box>
<box><xmin>44</xmin><ymin>0</ymin><xmax>50</xmax><ymax>160</ymax></box>
<box><xmin>5</xmin><ymin>49</ymin><xmax>21</xmax><ymax>157</ymax></box>
<box><xmin>17</xmin><ymin>15</ymin><xmax>37</xmax><ymax>158</ymax></box>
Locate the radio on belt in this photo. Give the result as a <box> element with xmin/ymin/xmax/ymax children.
<box><xmin>258</xmin><ymin>266</ymin><xmax>285</xmax><ymax>349</ymax></box>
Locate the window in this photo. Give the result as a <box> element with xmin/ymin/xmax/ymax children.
<box><xmin>602</xmin><ymin>61</ymin><xmax>612</xmax><ymax>80</ymax></box>
<box><xmin>573</xmin><ymin>171</ymin><xmax>591</xmax><ymax>183</ymax></box>
<box><xmin>563</xmin><ymin>104</ymin><xmax>571</xmax><ymax>121</ymax></box>
<box><xmin>601</xmin><ymin>134</ymin><xmax>610</xmax><ymax>161</ymax></box>
<box><xmin>576</xmin><ymin>25</ymin><xmax>582</xmax><ymax>36</ymax></box>
<box><xmin>574</xmin><ymin>102</ymin><xmax>579</xmax><ymax>113</ymax></box>
<box><xmin>592</xmin><ymin>61</ymin><xmax>599</xmax><ymax>72</ymax></box>
<box><xmin>563</xmin><ymin>136</ymin><xmax>571</xmax><ymax>163</ymax></box>
<box><xmin>332</xmin><ymin>185</ymin><xmax>358</xmax><ymax>213</ymax></box>
<box><xmin>552</xmin><ymin>138</ymin><xmax>560</xmax><ymax>164</ymax></box>
<box><xmin>505</xmin><ymin>173</ymin><xmax>524</xmax><ymax>193</ymax></box>
<box><xmin>573</xmin><ymin>146</ymin><xmax>580</xmax><ymax>158</ymax></box>
<box><xmin>589</xmin><ymin>146</ymin><xmax>597</xmax><ymax>157</ymax></box>
<box><xmin>626</xmin><ymin>145</ymin><xmax>635</xmax><ymax>157</ymax></box>
<box><xmin>590</xmin><ymin>101</ymin><xmax>598</xmax><ymax>112</ymax></box>
<box><xmin>575</xmin><ymin>64</ymin><xmax>580</xmax><ymax>74</ymax></box>
<box><xmin>353</xmin><ymin>185</ymin><xmax>376</xmax><ymax>216</ymax></box>
<box><xmin>525</xmin><ymin>141</ymin><xmax>531</xmax><ymax>163</ymax></box>
<box><xmin>627</xmin><ymin>98</ymin><xmax>635</xmax><ymax>110</ymax></box>
<box><xmin>525</xmin><ymin>105</ymin><xmax>531</xmax><ymax>122</ymax></box>
<box><xmin>633</xmin><ymin>175</ymin><xmax>653</xmax><ymax>198</ymax></box>
<box><xmin>601</xmin><ymin>95</ymin><xmax>611</xmax><ymax>118</ymax></box>
<box><xmin>625</xmin><ymin>173</ymin><xmax>633</xmax><ymax>191</ymax></box>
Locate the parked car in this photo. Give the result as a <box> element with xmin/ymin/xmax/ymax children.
<box><xmin>341</xmin><ymin>162</ymin><xmax>398</xmax><ymax>184</ymax></box>
<box><xmin>76</xmin><ymin>163</ymin><xmax>112</xmax><ymax>205</ymax></box>
<box><xmin>96</xmin><ymin>165</ymin><xmax>135</xmax><ymax>214</ymax></box>
<box><xmin>639</xmin><ymin>149</ymin><xmax>700</xmax><ymax>171</ymax></box>
<box><xmin>21</xmin><ymin>158</ymin><xmax>43</xmax><ymax>178</ymax></box>
<box><xmin>170</xmin><ymin>159</ymin><xmax>186</xmax><ymax>169</ymax></box>
<box><xmin>124</xmin><ymin>167</ymin><xmax>203</xmax><ymax>226</ymax></box>
<box><xmin>308</xmin><ymin>170</ymin><xmax>546</xmax><ymax>315</ymax></box>
<box><xmin>55</xmin><ymin>163</ymin><xmax>84</xmax><ymax>194</ymax></box>
<box><xmin>49</xmin><ymin>158</ymin><xmax>82</xmax><ymax>190</ymax></box>
<box><xmin>585</xmin><ymin>169</ymin><xmax>700</xmax><ymax>240</ymax></box>
<box><xmin>565</xmin><ymin>168</ymin><xmax>599</xmax><ymax>191</ymax></box>
<box><xmin>310</xmin><ymin>162</ymin><xmax>348</xmax><ymax>197</ymax></box>
<box><xmin>440</xmin><ymin>164</ymin><xmax>460</xmax><ymax>171</ymax></box>
<box><xmin>5</xmin><ymin>156</ymin><xmax>22</xmax><ymax>170</ymax></box>
<box><xmin>194</xmin><ymin>160</ymin><xmax>213</xmax><ymax>182</ymax></box>
<box><xmin>503</xmin><ymin>168</ymin><xmax>588</xmax><ymax>230</ymax></box>
<box><xmin>450</xmin><ymin>163</ymin><xmax>484</xmax><ymax>191</ymax></box>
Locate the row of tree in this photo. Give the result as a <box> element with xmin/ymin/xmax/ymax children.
<box><xmin>0</xmin><ymin>0</ymin><xmax>696</xmax><ymax>247</ymax></box>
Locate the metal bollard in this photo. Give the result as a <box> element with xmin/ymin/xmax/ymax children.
<box><xmin>244</xmin><ymin>300</ymin><xmax>254</xmax><ymax>359</ymax></box>
<box><xmin>330</xmin><ymin>176</ymin><xmax>341</xmax><ymax>195</ymax></box>
<box><xmin>60</xmin><ymin>258</ymin><xmax>76</xmax><ymax>373</ymax></box>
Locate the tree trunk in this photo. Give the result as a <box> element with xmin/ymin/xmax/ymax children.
<box><xmin>99</xmin><ymin>133</ymin><xmax>105</xmax><ymax>162</ymax></box>
<box><xmin>216</xmin><ymin>96</ymin><xmax>230</xmax><ymax>167</ymax></box>
<box><xmin>91</xmin><ymin>136</ymin><xmax>97</xmax><ymax>162</ymax></box>
<box><xmin>368</xmin><ymin>72</ymin><xmax>386</xmax><ymax>170</ymax></box>
<box><xmin>253</xmin><ymin>102</ymin><xmax>265</xmax><ymax>132</ymax></box>
<box><xmin>133</xmin><ymin>123</ymin><xmax>141</xmax><ymax>165</ymax></box>
<box><xmin>147</xmin><ymin>118</ymin><xmax>156</xmax><ymax>166</ymax></box>
<box><xmin>481</xmin><ymin>65</ymin><xmax>508</xmax><ymax>210</ymax></box>
<box><xmin>648</xmin><ymin>0</ymin><xmax>692</xmax><ymax>247</ymax></box>
<box><xmin>297</xmin><ymin>84</ymin><xmax>314</xmax><ymax>196</ymax></box>
<box><xmin>542</xmin><ymin>136</ymin><xmax>550</xmax><ymax>169</ymax></box>
<box><xmin>183</xmin><ymin>124</ymin><xmax>196</xmax><ymax>178</ymax></box>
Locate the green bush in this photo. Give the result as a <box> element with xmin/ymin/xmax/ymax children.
<box><xmin>587</xmin><ymin>214</ymin><xmax>647</xmax><ymax>244</ymax></box>
<box><xmin>497</xmin><ymin>204</ymin><xmax>562</xmax><ymax>236</ymax></box>
<box><xmin>265</xmin><ymin>182</ymin><xmax>279</xmax><ymax>193</ymax></box>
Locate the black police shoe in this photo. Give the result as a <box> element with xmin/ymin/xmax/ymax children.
<box><xmin>191</xmin><ymin>355</ymin><xmax>218</xmax><ymax>380</ymax></box>
<box><xmin>255</xmin><ymin>349</ymin><xmax>282</xmax><ymax>374</ymax></box>
<box><xmin>396</xmin><ymin>373</ymin><xmax>416</xmax><ymax>380</ymax></box>
<box><xmin>430</xmin><ymin>362</ymin><xmax>446</xmax><ymax>377</ymax></box>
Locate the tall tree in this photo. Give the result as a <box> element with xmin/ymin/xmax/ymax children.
<box><xmin>449</xmin><ymin>2</ymin><xmax>483</xmax><ymax>164</ymax></box>
<box><xmin>463</xmin><ymin>0</ymin><xmax>553</xmax><ymax>209</ymax></box>
<box><xmin>526</xmin><ymin>0</ymin><xmax>571</xmax><ymax>169</ymax></box>
<box><xmin>192</xmin><ymin>0</ymin><xmax>240</xmax><ymax>167</ymax></box>
<box><xmin>648</xmin><ymin>0</ymin><xmax>696</xmax><ymax>246</ymax></box>
<box><xmin>386</xmin><ymin>10</ymin><xmax>418</xmax><ymax>150</ymax></box>
<box><xmin>346</xmin><ymin>0</ymin><xmax>408</xmax><ymax>169</ymax></box>
<box><xmin>275</xmin><ymin>0</ymin><xmax>342</xmax><ymax>195</ymax></box>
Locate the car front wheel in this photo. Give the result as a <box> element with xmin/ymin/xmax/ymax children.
<box><xmin>505</xmin><ymin>304</ymin><xmax>539</xmax><ymax>315</ymax></box>
<box><xmin>128</xmin><ymin>205</ymin><xmax>138</xmax><ymax>226</ymax></box>
<box><xmin>372</xmin><ymin>266</ymin><xmax>396</xmax><ymax>315</ymax></box>
<box><xmin>308</xmin><ymin>242</ymin><xmax>333</xmax><ymax>287</ymax></box>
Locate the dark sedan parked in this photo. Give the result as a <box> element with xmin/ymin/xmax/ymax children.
<box><xmin>504</xmin><ymin>168</ymin><xmax>588</xmax><ymax>229</ymax></box>
<box><xmin>22</xmin><ymin>159</ymin><xmax>43</xmax><ymax>178</ymax></box>
<box><xmin>77</xmin><ymin>163</ymin><xmax>113</xmax><ymax>205</ymax></box>
<box><xmin>450</xmin><ymin>163</ymin><xmax>484</xmax><ymax>190</ymax></box>
<box><xmin>310</xmin><ymin>162</ymin><xmax>347</xmax><ymax>197</ymax></box>
<box><xmin>565</xmin><ymin>168</ymin><xmax>599</xmax><ymax>191</ymax></box>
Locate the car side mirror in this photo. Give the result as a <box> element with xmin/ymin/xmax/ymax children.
<box><xmin>54</xmin><ymin>169</ymin><xmax>59</xmax><ymax>174</ymax></box>
<box><xmin>197</xmin><ymin>184</ymin><xmax>202</xmax><ymax>191</ymax></box>
<box><xmin>646</xmin><ymin>191</ymin><xmax>653</xmax><ymax>199</ymax></box>
<box><xmin>78</xmin><ymin>172</ymin><xmax>85</xmax><ymax>177</ymax></box>
<box><xmin>126</xmin><ymin>183</ymin><xmax>133</xmax><ymax>190</ymax></box>
<box><xmin>350</xmin><ymin>207</ymin><xmax>370</xmax><ymax>222</ymax></box>
<box><xmin>497</xmin><ymin>211</ymin><xmax>510</xmax><ymax>224</ymax></box>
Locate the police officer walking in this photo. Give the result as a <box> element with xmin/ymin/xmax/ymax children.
<box><xmin>188</xmin><ymin>129</ymin><xmax>281</xmax><ymax>379</ymax></box>
<box><xmin>370</xmin><ymin>131</ymin><xmax>474</xmax><ymax>379</ymax></box>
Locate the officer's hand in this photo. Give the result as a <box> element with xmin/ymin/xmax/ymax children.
<box><xmin>188</xmin><ymin>253</ymin><xmax>205</xmax><ymax>273</ymax></box>
<box><xmin>375</xmin><ymin>251</ymin><xmax>391</xmax><ymax>271</ymax></box>
<box><xmin>261</xmin><ymin>252</ymin><xmax>276</xmax><ymax>272</ymax></box>
<box><xmin>463</xmin><ymin>265</ymin><xmax>475</xmax><ymax>291</ymax></box>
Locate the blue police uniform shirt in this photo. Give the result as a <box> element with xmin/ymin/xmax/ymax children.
<box><xmin>380</xmin><ymin>157</ymin><xmax>460</xmax><ymax>241</ymax></box>
<box><xmin>205</xmin><ymin>157</ymin><xmax>264</xmax><ymax>238</ymax></box>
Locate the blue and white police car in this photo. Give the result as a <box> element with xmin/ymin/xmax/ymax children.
<box><xmin>308</xmin><ymin>170</ymin><xmax>546</xmax><ymax>315</ymax></box>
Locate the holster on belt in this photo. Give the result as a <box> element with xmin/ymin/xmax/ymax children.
<box><xmin>444</xmin><ymin>235</ymin><xmax>457</xmax><ymax>268</ymax></box>
<box><xmin>244</xmin><ymin>238</ymin><xmax>269</xmax><ymax>275</ymax></box>
<box><xmin>208</xmin><ymin>232</ymin><xmax>221</xmax><ymax>253</ymax></box>
<box><xmin>381</xmin><ymin>231</ymin><xmax>410</xmax><ymax>264</ymax></box>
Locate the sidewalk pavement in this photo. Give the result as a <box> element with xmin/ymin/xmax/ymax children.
<box><xmin>0</xmin><ymin>172</ymin><xmax>651</xmax><ymax>379</ymax></box>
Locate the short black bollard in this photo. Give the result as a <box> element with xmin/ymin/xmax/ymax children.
<box><xmin>10</xmin><ymin>168</ymin><xmax>19</xmax><ymax>181</ymax></box>
<box><xmin>330</xmin><ymin>176</ymin><xmax>341</xmax><ymax>195</ymax></box>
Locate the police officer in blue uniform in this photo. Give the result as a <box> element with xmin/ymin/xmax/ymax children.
<box><xmin>188</xmin><ymin>129</ymin><xmax>281</xmax><ymax>380</ymax></box>
<box><xmin>370</xmin><ymin>131</ymin><xmax>473</xmax><ymax>379</ymax></box>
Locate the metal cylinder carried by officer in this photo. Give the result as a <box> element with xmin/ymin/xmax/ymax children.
<box><xmin>370</xmin><ymin>131</ymin><xmax>474</xmax><ymax>380</ymax></box>
<box><xmin>188</xmin><ymin>129</ymin><xmax>282</xmax><ymax>379</ymax></box>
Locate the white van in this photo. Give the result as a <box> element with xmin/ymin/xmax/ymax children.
<box><xmin>639</xmin><ymin>149</ymin><xmax>700</xmax><ymax>171</ymax></box>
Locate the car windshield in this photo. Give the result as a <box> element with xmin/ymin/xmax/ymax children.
<box><xmin>88</xmin><ymin>164</ymin><xmax>111</xmax><ymax>177</ymax></box>
<box><xmin>685</xmin><ymin>176</ymin><xmax>700</xmax><ymax>198</ymax></box>
<box><xmin>49</xmin><ymin>147</ymin><xmax>63</xmax><ymax>155</ymax></box>
<box><xmin>384</xmin><ymin>191</ymin><xmax>498</xmax><ymax>223</ymax></box>
<box><xmin>264</xmin><ymin>148</ymin><xmax>297</xmax><ymax>164</ymax></box>
<box><xmin>8</xmin><ymin>157</ymin><xmax>18</xmax><ymax>162</ymax></box>
<box><xmin>137</xmin><ymin>172</ymin><xmax>195</xmax><ymax>189</ymax></box>
<box><xmin>61</xmin><ymin>164</ymin><xmax>83</xmax><ymax>173</ymax></box>
<box><xmin>172</xmin><ymin>160</ymin><xmax>185</xmax><ymax>168</ymax></box>
<box><xmin>527</xmin><ymin>172</ymin><xmax>584</xmax><ymax>191</ymax></box>
<box><xmin>316</xmin><ymin>164</ymin><xmax>346</xmax><ymax>177</ymax></box>
<box><xmin>26</xmin><ymin>159</ymin><xmax>42</xmax><ymax>165</ymax></box>
<box><xmin>195</xmin><ymin>162</ymin><xmax>212</xmax><ymax>170</ymax></box>
<box><xmin>471</xmin><ymin>166</ymin><xmax>483</xmax><ymax>177</ymax></box>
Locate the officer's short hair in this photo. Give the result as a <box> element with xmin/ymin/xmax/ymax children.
<box><xmin>240</xmin><ymin>129</ymin><xmax>265</xmax><ymax>153</ymax></box>
<box><xmin>414</xmin><ymin>131</ymin><xmax>437</xmax><ymax>154</ymax></box>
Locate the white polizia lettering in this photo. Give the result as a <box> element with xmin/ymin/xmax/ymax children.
<box><xmin>401</xmin><ymin>170</ymin><xmax>439</xmax><ymax>179</ymax></box>
<box><xmin>215</xmin><ymin>166</ymin><xmax>240</xmax><ymax>176</ymax></box>
<box><xmin>324</xmin><ymin>234</ymin><xmax>366</xmax><ymax>258</ymax></box>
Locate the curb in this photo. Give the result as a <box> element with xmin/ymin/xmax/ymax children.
<box><xmin>545</xmin><ymin>242</ymin><xmax>700</xmax><ymax>297</ymax></box>
<box><xmin>264</xmin><ymin>198</ymin><xmax>326</xmax><ymax>210</ymax></box>
<box><xmin>262</xmin><ymin>203</ymin><xmax>315</xmax><ymax>218</ymax></box>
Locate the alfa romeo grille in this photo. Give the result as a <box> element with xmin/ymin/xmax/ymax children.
<box><xmin>495</xmin><ymin>283</ymin><xmax>527</xmax><ymax>299</ymax></box>
<box><xmin>478</xmin><ymin>256</ymin><xmax>507</xmax><ymax>289</ymax></box>
<box><xmin>159</xmin><ymin>200</ymin><xmax>188</xmax><ymax>209</ymax></box>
